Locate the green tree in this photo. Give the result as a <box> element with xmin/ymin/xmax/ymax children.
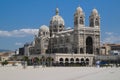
<box><xmin>23</xmin><ymin>56</ymin><xmax>29</xmax><ymax>61</ymax></box>
<box><xmin>34</xmin><ymin>57</ymin><xmax>40</xmax><ymax>63</ymax></box>
<box><xmin>0</xmin><ymin>57</ymin><xmax>1</xmax><ymax>61</ymax></box>
<box><xmin>22</xmin><ymin>56</ymin><xmax>29</xmax><ymax>65</ymax></box>
<box><xmin>46</xmin><ymin>57</ymin><xmax>53</xmax><ymax>66</ymax></box>
<box><xmin>2</xmin><ymin>60</ymin><xmax>8</xmax><ymax>66</ymax></box>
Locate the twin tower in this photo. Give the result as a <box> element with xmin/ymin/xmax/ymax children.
<box><xmin>74</xmin><ymin>6</ymin><xmax>100</xmax><ymax>28</ymax></box>
<box><xmin>50</xmin><ymin>6</ymin><xmax>100</xmax><ymax>37</ymax></box>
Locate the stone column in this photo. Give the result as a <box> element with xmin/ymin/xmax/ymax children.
<box><xmin>84</xmin><ymin>35</ymin><xmax>86</xmax><ymax>54</ymax></box>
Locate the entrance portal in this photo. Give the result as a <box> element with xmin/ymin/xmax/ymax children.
<box><xmin>86</xmin><ymin>37</ymin><xmax>93</xmax><ymax>54</ymax></box>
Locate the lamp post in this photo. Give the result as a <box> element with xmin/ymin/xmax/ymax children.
<box><xmin>13</xmin><ymin>49</ymin><xmax>17</xmax><ymax>66</ymax></box>
<box><xmin>117</xmin><ymin>55</ymin><xmax>119</xmax><ymax>67</ymax></box>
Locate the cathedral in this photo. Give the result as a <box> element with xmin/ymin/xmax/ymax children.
<box><xmin>24</xmin><ymin>6</ymin><xmax>100</xmax><ymax>66</ymax></box>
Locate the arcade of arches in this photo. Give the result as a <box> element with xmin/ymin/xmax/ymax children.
<box><xmin>59</xmin><ymin>57</ymin><xmax>90</xmax><ymax>66</ymax></box>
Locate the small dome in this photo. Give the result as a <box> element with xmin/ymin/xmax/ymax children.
<box><xmin>92</xmin><ymin>8</ymin><xmax>98</xmax><ymax>15</ymax></box>
<box><xmin>76</xmin><ymin>6</ymin><xmax>83</xmax><ymax>12</ymax></box>
<box><xmin>39</xmin><ymin>25</ymin><xmax>49</xmax><ymax>32</ymax></box>
<box><xmin>50</xmin><ymin>8</ymin><xmax>64</xmax><ymax>25</ymax></box>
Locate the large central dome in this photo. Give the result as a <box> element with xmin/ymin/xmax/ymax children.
<box><xmin>50</xmin><ymin>8</ymin><xmax>64</xmax><ymax>25</ymax></box>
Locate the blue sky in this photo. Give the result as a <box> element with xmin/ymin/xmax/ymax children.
<box><xmin>0</xmin><ymin>0</ymin><xmax>120</xmax><ymax>50</ymax></box>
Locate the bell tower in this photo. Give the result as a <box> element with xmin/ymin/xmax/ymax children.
<box><xmin>89</xmin><ymin>9</ymin><xmax>100</xmax><ymax>28</ymax></box>
<box><xmin>74</xmin><ymin>6</ymin><xmax>85</xmax><ymax>30</ymax></box>
<box><xmin>73</xmin><ymin>6</ymin><xmax>85</xmax><ymax>54</ymax></box>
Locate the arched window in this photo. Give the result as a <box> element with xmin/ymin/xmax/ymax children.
<box><xmin>59</xmin><ymin>58</ymin><xmax>64</xmax><ymax>64</ymax></box>
<box><xmin>74</xmin><ymin>17</ymin><xmax>78</xmax><ymax>25</ymax></box>
<box><xmin>70</xmin><ymin>58</ymin><xmax>74</xmax><ymax>63</ymax></box>
<box><xmin>74</xmin><ymin>48</ymin><xmax>77</xmax><ymax>54</ymax></box>
<box><xmin>86</xmin><ymin>58</ymin><xmax>89</xmax><ymax>65</ymax></box>
<box><xmin>86</xmin><ymin>58</ymin><xmax>89</xmax><ymax>61</ymax></box>
<box><xmin>90</xmin><ymin>18</ymin><xmax>94</xmax><ymax>27</ymax></box>
<box><xmin>80</xmin><ymin>17</ymin><xmax>84</xmax><ymax>24</ymax></box>
<box><xmin>59</xmin><ymin>25</ymin><xmax>62</xmax><ymax>28</ymax></box>
<box><xmin>65</xmin><ymin>58</ymin><xmax>69</xmax><ymax>63</ymax></box>
<box><xmin>59</xmin><ymin>58</ymin><xmax>63</xmax><ymax>62</ymax></box>
<box><xmin>81</xmin><ymin>58</ymin><xmax>84</xmax><ymax>62</ymax></box>
<box><xmin>76</xmin><ymin>58</ymin><xmax>79</xmax><ymax>63</ymax></box>
<box><xmin>80</xmin><ymin>48</ymin><xmax>84</xmax><ymax>54</ymax></box>
<box><xmin>43</xmin><ymin>32</ymin><xmax>45</xmax><ymax>35</ymax></box>
<box><xmin>95</xmin><ymin>18</ymin><xmax>99</xmax><ymax>26</ymax></box>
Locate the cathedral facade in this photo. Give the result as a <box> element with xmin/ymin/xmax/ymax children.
<box><xmin>28</xmin><ymin>6</ymin><xmax>100</xmax><ymax>66</ymax></box>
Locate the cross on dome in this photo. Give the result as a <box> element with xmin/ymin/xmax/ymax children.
<box><xmin>77</xmin><ymin>6</ymin><xmax>83</xmax><ymax>12</ymax></box>
<box><xmin>56</xmin><ymin>8</ymin><xmax>59</xmax><ymax>15</ymax></box>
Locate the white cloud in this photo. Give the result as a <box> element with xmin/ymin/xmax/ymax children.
<box><xmin>105</xmin><ymin>32</ymin><xmax>113</xmax><ymax>35</ymax></box>
<box><xmin>15</xmin><ymin>42</ymin><xmax>23</xmax><ymax>46</ymax></box>
<box><xmin>0</xmin><ymin>28</ymin><xmax>39</xmax><ymax>37</ymax></box>
<box><xmin>66</xmin><ymin>27</ymin><xmax>72</xmax><ymax>29</ymax></box>
<box><xmin>0</xmin><ymin>31</ymin><xmax>12</xmax><ymax>37</ymax></box>
<box><xmin>103</xmin><ymin>32</ymin><xmax>120</xmax><ymax>44</ymax></box>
